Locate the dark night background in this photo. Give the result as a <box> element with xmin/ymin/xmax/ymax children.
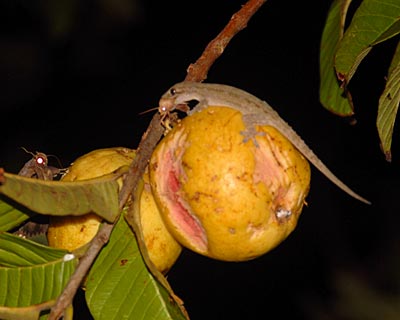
<box><xmin>1</xmin><ymin>1</ymin><xmax>399</xmax><ymax>319</ymax></box>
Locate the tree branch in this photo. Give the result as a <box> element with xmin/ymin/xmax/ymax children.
<box><xmin>49</xmin><ymin>114</ymin><xmax>164</xmax><ymax>320</ymax></box>
<box><xmin>48</xmin><ymin>0</ymin><xmax>268</xmax><ymax>318</ymax></box>
<box><xmin>186</xmin><ymin>0</ymin><xmax>267</xmax><ymax>82</ymax></box>
<box><xmin>48</xmin><ymin>223</ymin><xmax>113</xmax><ymax>320</ymax></box>
<box><xmin>119</xmin><ymin>113</ymin><xmax>165</xmax><ymax>207</ymax></box>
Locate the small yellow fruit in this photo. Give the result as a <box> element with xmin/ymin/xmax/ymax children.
<box><xmin>47</xmin><ymin>213</ymin><xmax>102</xmax><ymax>250</ymax></box>
<box><xmin>149</xmin><ymin>106</ymin><xmax>311</xmax><ymax>261</ymax></box>
<box><xmin>59</xmin><ymin>147</ymin><xmax>137</xmax><ymax>182</ymax></box>
<box><xmin>47</xmin><ymin>147</ymin><xmax>181</xmax><ymax>272</ymax></box>
<box><xmin>140</xmin><ymin>166</ymin><xmax>182</xmax><ymax>273</ymax></box>
<box><xmin>47</xmin><ymin>147</ymin><xmax>134</xmax><ymax>251</ymax></box>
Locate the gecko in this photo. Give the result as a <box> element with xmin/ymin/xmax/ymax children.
<box><xmin>159</xmin><ymin>81</ymin><xmax>370</xmax><ymax>205</ymax></box>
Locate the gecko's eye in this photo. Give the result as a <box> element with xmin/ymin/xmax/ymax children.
<box><xmin>169</xmin><ymin>88</ymin><xmax>177</xmax><ymax>96</ymax></box>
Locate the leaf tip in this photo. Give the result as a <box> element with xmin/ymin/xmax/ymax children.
<box><xmin>380</xmin><ymin>142</ymin><xmax>392</xmax><ymax>162</ymax></box>
<box><xmin>385</xmin><ymin>151</ymin><xmax>392</xmax><ymax>162</ymax></box>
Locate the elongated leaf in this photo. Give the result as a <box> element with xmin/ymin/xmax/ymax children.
<box><xmin>377</xmin><ymin>41</ymin><xmax>400</xmax><ymax>161</ymax></box>
<box><xmin>0</xmin><ymin>300</ymin><xmax>73</xmax><ymax>320</ymax></box>
<box><xmin>388</xmin><ymin>40</ymin><xmax>400</xmax><ymax>75</ymax></box>
<box><xmin>0</xmin><ymin>171</ymin><xmax>121</xmax><ymax>222</ymax></box>
<box><xmin>335</xmin><ymin>0</ymin><xmax>400</xmax><ymax>83</ymax></box>
<box><xmin>320</xmin><ymin>0</ymin><xmax>354</xmax><ymax>115</ymax></box>
<box><xmin>124</xmin><ymin>179</ymin><xmax>187</xmax><ymax>314</ymax></box>
<box><xmin>0</xmin><ymin>232</ymin><xmax>67</xmax><ymax>267</ymax></box>
<box><xmin>0</xmin><ymin>233</ymin><xmax>77</xmax><ymax>318</ymax></box>
<box><xmin>0</xmin><ymin>300</ymin><xmax>57</xmax><ymax>320</ymax></box>
<box><xmin>0</xmin><ymin>198</ymin><xmax>32</xmax><ymax>232</ymax></box>
<box><xmin>85</xmin><ymin>215</ymin><xmax>187</xmax><ymax>320</ymax></box>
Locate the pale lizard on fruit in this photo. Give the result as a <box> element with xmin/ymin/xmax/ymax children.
<box><xmin>158</xmin><ymin>81</ymin><xmax>370</xmax><ymax>205</ymax></box>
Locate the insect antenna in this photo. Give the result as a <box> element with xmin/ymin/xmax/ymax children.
<box><xmin>139</xmin><ymin>106</ymin><xmax>159</xmax><ymax>115</ymax></box>
<box><xmin>46</xmin><ymin>154</ymin><xmax>64</xmax><ymax>168</ymax></box>
<box><xmin>20</xmin><ymin>146</ymin><xmax>36</xmax><ymax>157</ymax></box>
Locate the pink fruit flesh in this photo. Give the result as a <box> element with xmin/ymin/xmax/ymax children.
<box><xmin>159</xmin><ymin>148</ymin><xmax>208</xmax><ymax>252</ymax></box>
<box><xmin>253</xmin><ymin>133</ymin><xmax>290</xmax><ymax>183</ymax></box>
<box><xmin>252</xmin><ymin>134</ymin><xmax>298</xmax><ymax>217</ymax></box>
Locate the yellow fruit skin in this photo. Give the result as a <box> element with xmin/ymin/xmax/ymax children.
<box><xmin>47</xmin><ymin>147</ymin><xmax>181</xmax><ymax>273</ymax></box>
<box><xmin>47</xmin><ymin>213</ymin><xmax>102</xmax><ymax>251</ymax></box>
<box><xmin>140</xmin><ymin>167</ymin><xmax>182</xmax><ymax>273</ymax></box>
<box><xmin>60</xmin><ymin>147</ymin><xmax>136</xmax><ymax>181</ymax></box>
<box><xmin>47</xmin><ymin>147</ymin><xmax>134</xmax><ymax>251</ymax></box>
<box><xmin>149</xmin><ymin>107</ymin><xmax>311</xmax><ymax>261</ymax></box>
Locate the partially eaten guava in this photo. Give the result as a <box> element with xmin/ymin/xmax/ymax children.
<box><xmin>149</xmin><ymin>106</ymin><xmax>310</xmax><ymax>261</ymax></box>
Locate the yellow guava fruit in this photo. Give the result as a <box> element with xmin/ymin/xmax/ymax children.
<box><xmin>47</xmin><ymin>147</ymin><xmax>181</xmax><ymax>273</ymax></box>
<box><xmin>149</xmin><ymin>106</ymin><xmax>311</xmax><ymax>261</ymax></box>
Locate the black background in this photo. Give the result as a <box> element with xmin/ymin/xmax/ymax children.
<box><xmin>1</xmin><ymin>1</ymin><xmax>399</xmax><ymax>319</ymax></box>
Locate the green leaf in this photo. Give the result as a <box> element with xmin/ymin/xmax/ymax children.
<box><xmin>0</xmin><ymin>233</ymin><xmax>77</xmax><ymax>318</ymax></box>
<box><xmin>320</xmin><ymin>0</ymin><xmax>354</xmax><ymax>115</ymax></box>
<box><xmin>0</xmin><ymin>232</ymin><xmax>67</xmax><ymax>267</ymax></box>
<box><xmin>335</xmin><ymin>0</ymin><xmax>400</xmax><ymax>84</ymax></box>
<box><xmin>0</xmin><ymin>197</ymin><xmax>32</xmax><ymax>232</ymax></box>
<box><xmin>0</xmin><ymin>171</ymin><xmax>121</xmax><ymax>222</ymax></box>
<box><xmin>0</xmin><ymin>300</ymin><xmax>58</xmax><ymax>320</ymax></box>
<box><xmin>85</xmin><ymin>215</ymin><xmax>187</xmax><ymax>320</ymax></box>
<box><xmin>377</xmin><ymin>40</ymin><xmax>400</xmax><ymax>161</ymax></box>
<box><xmin>388</xmin><ymin>40</ymin><xmax>400</xmax><ymax>75</ymax></box>
<box><xmin>124</xmin><ymin>179</ymin><xmax>186</xmax><ymax>311</ymax></box>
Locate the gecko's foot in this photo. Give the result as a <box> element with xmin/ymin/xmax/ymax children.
<box><xmin>240</xmin><ymin>114</ymin><xmax>272</xmax><ymax>148</ymax></box>
<box><xmin>240</xmin><ymin>126</ymin><xmax>265</xmax><ymax>148</ymax></box>
<box><xmin>161</xmin><ymin>112</ymin><xmax>180</xmax><ymax>135</ymax></box>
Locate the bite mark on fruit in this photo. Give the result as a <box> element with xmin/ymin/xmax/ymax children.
<box><xmin>157</xmin><ymin>130</ymin><xmax>208</xmax><ymax>253</ymax></box>
<box><xmin>253</xmin><ymin>133</ymin><xmax>295</xmax><ymax>221</ymax></box>
<box><xmin>253</xmin><ymin>136</ymin><xmax>285</xmax><ymax>187</ymax></box>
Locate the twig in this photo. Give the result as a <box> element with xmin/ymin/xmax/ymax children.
<box><xmin>119</xmin><ymin>113</ymin><xmax>165</xmax><ymax>207</ymax></box>
<box><xmin>48</xmin><ymin>0</ymin><xmax>268</xmax><ymax>318</ymax></box>
<box><xmin>186</xmin><ymin>0</ymin><xmax>267</xmax><ymax>82</ymax></box>
<box><xmin>49</xmin><ymin>114</ymin><xmax>164</xmax><ymax>320</ymax></box>
<box><xmin>48</xmin><ymin>223</ymin><xmax>113</xmax><ymax>320</ymax></box>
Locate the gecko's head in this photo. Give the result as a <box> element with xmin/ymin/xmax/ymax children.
<box><xmin>159</xmin><ymin>86</ymin><xmax>181</xmax><ymax>114</ymax></box>
<box><xmin>158</xmin><ymin>82</ymin><xmax>197</xmax><ymax>115</ymax></box>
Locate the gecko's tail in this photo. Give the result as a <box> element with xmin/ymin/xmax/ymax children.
<box><xmin>341</xmin><ymin>185</ymin><xmax>371</xmax><ymax>205</ymax></box>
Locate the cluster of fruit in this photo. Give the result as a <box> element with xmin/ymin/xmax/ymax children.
<box><xmin>48</xmin><ymin>106</ymin><xmax>310</xmax><ymax>271</ymax></box>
